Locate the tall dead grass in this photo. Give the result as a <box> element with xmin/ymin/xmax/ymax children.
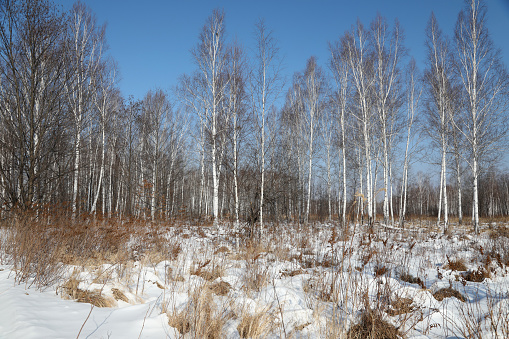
<box><xmin>1</xmin><ymin>210</ymin><xmax>183</xmax><ymax>291</ymax></box>
<box><xmin>166</xmin><ymin>283</ymin><xmax>233</xmax><ymax>338</ymax></box>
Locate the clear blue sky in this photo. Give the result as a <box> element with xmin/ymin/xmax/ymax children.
<box><xmin>54</xmin><ymin>0</ymin><xmax>509</xmax><ymax>101</ymax></box>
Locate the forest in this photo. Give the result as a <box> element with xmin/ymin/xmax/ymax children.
<box><xmin>0</xmin><ymin>0</ymin><xmax>508</xmax><ymax>233</ymax></box>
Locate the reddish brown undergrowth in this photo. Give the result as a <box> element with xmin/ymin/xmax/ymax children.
<box><xmin>1</xmin><ymin>209</ymin><xmax>181</xmax><ymax>290</ymax></box>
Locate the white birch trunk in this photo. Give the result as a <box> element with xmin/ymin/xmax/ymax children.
<box><xmin>91</xmin><ymin>116</ymin><xmax>105</xmax><ymax>214</ymax></box>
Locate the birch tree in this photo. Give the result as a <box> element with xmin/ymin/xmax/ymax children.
<box><xmin>281</xmin><ymin>81</ymin><xmax>307</xmax><ymax>222</ymax></box>
<box><xmin>399</xmin><ymin>58</ymin><xmax>421</xmax><ymax>227</ymax></box>
<box><xmin>140</xmin><ymin>90</ymin><xmax>171</xmax><ymax>220</ymax></box>
<box><xmin>301</xmin><ymin>56</ymin><xmax>326</xmax><ymax>223</ymax></box>
<box><xmin>164</xmin><ymin>105</ymin><xmax>189</xmax><ymax>219</ymax></box>
<box><xmin>318</xmin><ymin>96</ymin><xmax>335</xmax><ymax>222</ymax></box>
<box><xmin>226</xmin><ymin>41</ymin><xmax>248</xmax><ymax>226</ymax></box>
<box><xmin>90</xmin><ymin>62</ymin><xmax>118</xmax><ymax>215</ymax></box>
<box><xmin>454</xmin><ymin>0</ymin><xmax>509</xmax><ymax>233</ymax></box>
<box><xmin>179</xmin><ymin>9</ymin><xmax>229</xmax><ymax>222</ymax></box>
<box><xmin>329</xmin><ymin>36</ymin><xmax>351</xmax><ymax>227</ymax></box>
<box><xmin>64</xmin><ymin>1</ymin><xmax>105</xmax><ymax>217</ymax></box>
<box><xmin>371</xmin><ymin>14</ymin><xmax>404</xmax><ymax>226</ymax></box>
<box><xmin>344</xmin><ymin>21</ymin><xmax>376</xmax><ymax>226</ymax></box>
<box><xmin>449</xmin><ymin>92</ymin><xmax>465</xmax><ymax>224</ymax></box>
<box><xmin>424</xmin><ymin>13</ymin><xmax>454</xmax><ymax>233</ymax></box>
<box><xmin>0</xmin><ymin>0</ymin><xmax>68</xmax><ymax>209</ymax></box>
<box><xmin>252</xmin><ymin>19</ymin><xmax>282</xmax><ymax>232</ymax></box>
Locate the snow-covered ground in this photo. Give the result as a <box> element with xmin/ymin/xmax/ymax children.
<box><xmin>0</xmin><ymin>222</ymin><xmax>508</xmax><ymax>338</ymax></box>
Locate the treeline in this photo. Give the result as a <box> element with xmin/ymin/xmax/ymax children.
<box><xmin>0</xmin><ymin>0</ymin><xmax>508</xmax><ymax>232</ymax></box>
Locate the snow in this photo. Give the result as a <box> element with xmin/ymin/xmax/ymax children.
<box><xmin>0</xmin><ymin>267</ymin><xmax>170</xmax><ymax>338</ymax></box>
<box><xmin>0</xmin><ymin>222</ymin><xmax>508</xmax><ymax>338</ymax></box>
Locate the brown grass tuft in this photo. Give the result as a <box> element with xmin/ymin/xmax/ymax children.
<box><xmin>386</xmin><ymin>297</ymin><xmax>414</xmax><ymax>316</ymax></box>
<box><xmin>463</xmin><ymin>267</ymin><xmax>490</xmax><ymax>282</ymax></box>
<box><xmin>76</xmin><ymin>290</ymin><xmax>116</xmax><ymax>308</ymax></box>
<box><xmin>168</xmin><ymin>285</ymin><xmax>232</xmax><ymax>338</ymax></box>
<box><xmin>281</xmin><ymin>269</ymin><xmax>305</xmax><ymax>277</ymax></box>
<box><xmin>237</xmin><ymin>309</ymin><xmax>275</xmax><ymax>338</ymax></box>
<box><xmin>61</xmin><ymin>275</ymin><xmax>81</xmax><ymax>300</ymax></box>
<box><xmin>399</xmin><ymin>272</ymin><xmax>426</xmax><ymax>289</ymax></box>
<box><xmin>209</xmin><ymin>281</ymin><xmax>231</xmax><ymax>296</ymax></box>
<box><xmin>445</xmin><ymin>257</ymin><xmax>467</xmax><ymax>271</ymax></box>
<box><xmin>374</xmin><ymin>265</ymin><xmax>388</xmax><ymax>277</ymax></box>
<box><xmin>111</xmin><ymin>288</ymin><xmax>129</xmax><ymax>303</ymax></box>
<box><xmin>61</xmin><ymin>273</ymin><xmax>115</xmax><ymax>307</ymax></box>
<box><xmin>168</xmin><ymin>311</ymin><xmax>191</xmax><ymax>335</ymax></box>
<box><xmin>347</xmin><ymin>309</ymin><xmax>400</xmax><ymax>339</ymax></box>
<box><xmin>214</xmin><ymin>246</ymin><xmax>230</xmax><ymax>254</ymax></box>
<box><xmin>190</xmin><ymin>260</ymin><xmax>224</xmax><ymax>282</ymax></box>
<box><xmin>489</xmin><ymin>226</ymin><xmax>509</xmax><ymax>240</ymax></box>
<box><xmin>433</xmin><ymin>287</ymin><xmax>466</xmax><ymax>302</ymax></box>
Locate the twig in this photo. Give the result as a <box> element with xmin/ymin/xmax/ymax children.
<box><xmin>272</xmin><ymin>278</ymin><xmax>287</xmax><ymax>338</ymax></box>
<box><xmin>76</xmin><ymin>304</ymin><xmax>94</xmax><ymax>339</ymax></box>
<box><xmin>138</xmin><ymin>294</ymin><xmax>161</xmax><ymax>339</ymax></box>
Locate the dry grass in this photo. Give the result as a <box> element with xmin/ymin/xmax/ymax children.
<box><xmin>489</xmin><ymin>225</ymin><xmax>509</xmax><ymax>239</ymax></box>
<box><xmin>111</xmin><ymin>288</ymin><xmax>129</xmax><ymax>303</ymax></box>
<box><xmin>347</xmin><ymin>309</ymin><xmax>400</xmax><ymax>339</ymax></box>
<box><xmin>386</xmin><ymin>297</ymin><xmax>415</xmax><ymax>316</ymax></box>
<box><xmin>76</xmin><ymin>291</ymin><xmax>116</xmax><ymax>308</ymax></box>
<box><xmin>237</xmin><ymin>308</ymin><xmax>276</xmax><ymax>339</ymax></box>
<box><xmin>399</xmin><ymin>272</ymin><xmax>426</xmax><ymax>289</ymax></box>
<box><xmin>168</xmin><ymin>310</ymin><xmax>191</xmax><ymax>335</ymax></box>
<box><xmin>61</xmin><ymin>276</ymin><xmax>116</xmax><ymax>308</ymax></box>
<box><xmin>208</xmin><ymin>281</ymin><xmax>231</xmax><ymax>296</ymax></box>
<box><xmin>190</xmin><ymin>259</ymin><xmax>225</xmax><ymax>281</ymax></box>
<box><xmin>214</xmin><ymin>246</ymin><xmax>230</xmax><ymax>254</ymax></box>
<box><xmin>486</xmin><ymin>227</ymin><xmax>509</xmax><ymax>268</ymax></box>
<box><xmin>241</xmin><ymin>258</ymin><xmax>270</xmax><ymax>294</ymax></box>
<box><xmin>463</xmin><ymin>266</ymin><xmax>490</xmax><ymax>282</ymax></box>
<box><xmin>445</xmin><ymin>257</ymin><xmax>468</xmax><ymax>271</ymax></box>
<box><xmin>2</xmin><ymin>210</ymin><xmax>186</xmax><ymax>290</ymax></box>
<box><xmin>374</xmin><ymin>265</ymin><xmax>389</xmax><ymax>277</ymax></box>
<box><xmin>167</xmin><ymin>284</ymin><xmax>232</xmax><ymax>338</ymax></box>
<box><xmin>281</xmin><ymin>268</ymin><xmax>305</xmax><ymax>277</ymax></box>
<box><xmin>433</xmin><ymin>287</ymin><xmax>466</xmax><ymax>302</ymax></box>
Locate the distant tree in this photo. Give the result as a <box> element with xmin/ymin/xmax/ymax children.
<box><xmin>318</xmin><ymin>94</ymin><xmax>335</xmax><ymax>222</ymax></box>
<box><xmin>280</xmin><ymin>81</ymin><xmax>306</xmax><ymax>221</ymax></box>
<box><xmin>448</xmin><ymin>82</ymin><xmax>465</xmax><ymax>224</ymax></box>
<box><xmin>370</xmin><ymin>14</ymin><xmax>405</xmax><ymax>226</ymax></box>
<box><xmin>121</xmin><ymin>98</ymin><xmax>142</xmax><ymax>217</ymax></box>
<box><xmin>163</xmin><ymin>105</ymin><xmax>189</xmax><ymax>219</ymax></box>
